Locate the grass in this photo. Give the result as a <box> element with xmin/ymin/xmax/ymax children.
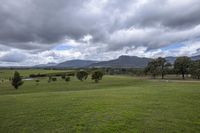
<box><xmin>0</xmin><ymin>70</ymin><xmax>200</xmax><ymax>133</ymax></box>
<box><xmin>0</xmin><ymin>69</ymin><xmax>71</xmax><ymax>79</ymax></box>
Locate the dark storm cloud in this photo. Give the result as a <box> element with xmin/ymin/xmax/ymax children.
<box><xmin>0</xmin><ymin>0</ymin><xmax>94</xmax><ymax>49</ymax></box>
<box><xmin>126</xmin><ymin>0</ymin><xmax>200</xmax><ymax>29</ymax></box>
<box><xmin>0</xmin><ymin>0</ymin><xmax>200</xmax><ymax>52</ymax></box>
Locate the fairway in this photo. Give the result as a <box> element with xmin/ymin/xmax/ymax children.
<box><xmin>0</xmin><ymin>74</ymin><xmax>200</xmax><ymax>133</ymax></box>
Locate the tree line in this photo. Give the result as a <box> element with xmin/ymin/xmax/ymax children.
<box><xmin>11</xmin><ymin>70</ymin><xmax>104</xmax><ymax>89</ymax></box>
<box><xmin>145</xmin><ymin>56</ymin><xmax>200</xmax><ymax>79</ymax></box>
<box><xmin>9</xmin><ymin>56</ymin><xmax>200</xmax><ymax>89</ymax></box>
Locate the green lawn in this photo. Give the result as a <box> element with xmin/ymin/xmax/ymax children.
<box><xmin>0</xmin><ymin>72</ymin><xmax>200</xmax><ymax>133</ymax></box>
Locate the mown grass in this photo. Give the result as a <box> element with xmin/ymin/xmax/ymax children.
<box><xmin>0</xmin><ymin>70</ymin><xmax>200</xmax><ymax>133</ymax></box>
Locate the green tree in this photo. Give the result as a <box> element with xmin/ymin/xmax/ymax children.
<box><xmin>76</xmin><ymin>71</ymin><xmax>88</xmax><ymax>81</ymax></box>
<box><xmin>35</xmin><ymin>79</ymin><xmax>40</xmax><ymax>85</ymax></box>
<box><xmin>12</xmin><ymin>71</ymin><xmax>23</xmax><ymax>89</ymax></box>
<box><xmin>65</xmin><ymin>76</ymin><xmax>70</xmax><ymax>82</ymax></box>
<box><xmin>174</xmin><ymin>56</ymin><xmax>191</xmax><ymax>79</ymax></box>
<box><xmin>157</xmin><ymin>57</ymin><xmax>171</xmax><ymax>79</ymax></box>
<box><xmin>91</xmin><ymin>71</ymin><xmax>104</xmax><ymax>83</ymax></box>
<box><xmin>145</xmin><ymin>60</ymin><xmax>159</xmax><ymax>78</ymax></box>
<box><xmin>190</xmin><ymin>60</ymin><xmax>200</xmax><ymax>79</ymax></box>
<box><xmin>61</xmin><ymin>74</ymin><xmax>66</xmax><ymax>79</ymax></box>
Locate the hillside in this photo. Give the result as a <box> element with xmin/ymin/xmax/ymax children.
<box><xmin>56</xmin><ymin>60</ymin><xmax>98</xmax><ymax>68</ymax></box>
<box><xmin>89</xmin><ymin>55</ymin><xmax>152</xmax><ymax>68</ymax></box>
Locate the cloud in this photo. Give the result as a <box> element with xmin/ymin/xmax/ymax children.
<box><xmin>0</xmin><ymin>0</ymin><xmax>200</xmax><ymax>65</ymax></box>
<box><xmin>0</xmin><ymin>50</ymin><xmax>27</xmax><ymax>62</ymax></box>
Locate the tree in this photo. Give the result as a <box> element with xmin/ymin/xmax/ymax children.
<box><xmin>52</xmin><ymin>77</ymin><xmax>57</xmax><ymax>81</ymax></box>
<box><xmin>174</xmin><ymin>56</ymin><xmax>191</xmax><ymax>79</ymax></box>
<box><xmin>76</xmin><ymin>71</ymin><xmax>88</xmax><ymax>81</ymax></box>
<box><xmin>35</xmin><ymin>79</ymin><xmax>40</xmax><ymax>85</ymax></box>
<box><xmin>157</xmin><ymin>57</ymin><xmax>172</xmax><ymax>79</ymax></box>
<box><xmin>91</xmin><ymin>71</ymin><xmax>104</xmax><ymax>83</ymax></box>
<box><xmin>48</xmin><ymin>76</ymin><xmax>52</xmax><ymax>83</ymax></box>
<box><xmin>61</xmin><ymin>74</ymin><xmax>66</xmax><ymax>79</ymax></box>
<box><xmin>190</xmin><ymin>60</ymin><xmax>200</xmax><ymax>79</ymax></box>
<box><xmin>145</xmin><ymin>57</ymin><xmax>171</xmax><ymax>79</ymax></box>
<box><xmin>65</xmin><ymin>76</ymin><xmax>70</xmax><ymax>82</ymax></box>
<box><xmin>12</xmin><ymin>71</ymin><xmax>23</xmax><ymax>89</ymax></box>
<box><xmin>145</xmin><ymin>60</ymin><xmax>159</xmax><ymax>78</ymax></box>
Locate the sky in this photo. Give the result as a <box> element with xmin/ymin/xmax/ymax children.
<box><xmin>0</xmin><ymin>0</ymin><xmax>200</xmax><ymax>66</ymax></box>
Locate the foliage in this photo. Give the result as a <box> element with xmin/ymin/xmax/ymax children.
<box><xmin>156</xmin><ymin>57</ymin><xmax>172</xmax><ymax>79</ymax></box>
<box><xmin>12</xmin><ymin>71</ymin><xmax>24</xmax><ymax>89</ymax></box>
<box><xmin>145</xmin><ymin>60</ymin><xmax>159</xmax><ymax>78</ymax></box>
<box><xmin>190</xmin><ymin>60</ymin><xmax>200</xmax><ymax>79</ymax></box>
<box><xmin>35</xmin><ymin>79</ymin><xmax>40</xmax><ymax>83</ymax></box>
<box><xmin>35</xmin><ymin>79</ymin><xmax>40</xmax><ymax>85</ymax></box>
<box><xmin>145</xmin><ymin>57</ymin><xmax>171</xmax><ymax>79</ymax></box>
<box><xmin>61</xmin><ymin>74</ymin><xmax>66</xmax><ymax>79</ymax></box>
<box><xmin>48</xmin><ymin>76</ymin><xmax>52</xmax><ymax>83</ymax></box>
<box><xmin>76</xmin><ymin>70</ymin><xmax>88</xmax><ymax>81</ymax></box>
<box><xmin>30</xmin><ymin>73</ymin><xmax>47</xmax><ymax>78</ymax></box>
<box><xmin>66</xmin><ymin>72</ymin><xmax>75</xmax><ymax>77</ymax></box>
<box><xmin>65</xmin><ymin>76</ymin><xmax>70</xmax><ymax>82</ymax></box>
<box><xmin>174</xmin><ymin>56</ymin><xmax>191</xmax><ymax>79</ymax></box>
<box><xmin>52</xmin><ymin>77</ymin><xmax>57</xmax><ymax>81</ymax></box>
<box><xmin>91</xmin><ymin>71</ymin><xmax>104</xmax><ymax>83</ymax></box>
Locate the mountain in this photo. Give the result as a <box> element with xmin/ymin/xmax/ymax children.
<box><xmin>32</xmin><ymin>55</ymin><xmax>200</xmax><ymax>69</ymax></box>
<box><xmin>191</xmin><ymin>55</ymin><xmax>200</xmax><ymax>60</ymax></box>
<box><xmin>56</xmin><ymin>60</ymin><xmax>98</xmax><ymax>68</ymax></box>
<box><xmin>33</xmin><ymin>63</ymin><xmax>57</xmax><ymax>68</ymax></box>
<box><xmin>166</xmin><ymin>55</ymin><xmax>200</xmax><ymax>63</ymax></box>
<box><xmin>89</xmin><ymin>55</ymin><xmax>152</xmax><ymax>68</ymax></box>
<box><xmin>165</xmin><ymin>56</ymin><xmax>177</xmax><ymax>64</ymax></box>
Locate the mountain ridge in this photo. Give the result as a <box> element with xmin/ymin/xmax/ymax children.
<box><xmin>31</xmin><ymin>55</ymin><xmax>200</xmax><ymax>68</ymax></box>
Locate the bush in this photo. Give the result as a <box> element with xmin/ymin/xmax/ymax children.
<box><xmin>65</xmin><ymin>76</ymin><xmax>70</xmax><ymax>82</ymax></box>
<box><xmin>48</xmin><ymin>76</ymin><xmax>52</xmax><ymax>83</ymax></box>
<box><xmin>35</xmin><ymin>79</ymin><xmax>40</xmax><ymax>82</ymax></box>
<box><xmin>52</xmin><ymin>77</ymin><xmax>57</xmax><ymax>81</ymax></box>
<box><xmin>35</xmin><ymin>79</ymin><xmax>40</xmax><ymax>85</ymax></box>
<box><xmin>76</xmin><ymin>71</ymin><xmax>88</xmax><ymax>81</ymax></box>
<box><xmin>61</xmin><ymin>75</ymin><xmax>66</xmax><ymax>79</ymax></box>
<box><xmin>12</xmin><ymin>71</ymin><xmax>24</xmax><ymax>89</ymax></box>
<box><xmin>67</xmin><ymin>72</ymin><xmax>75</xmax><ymax>76</ymax></box>
<box><xmin>91</xmin><ymin>71</ymin><xmax>104</xmax><ymax>83</ymax></box>
<box><xmin>29</xmin><ymin>73</ymin><xmax>47</xmax><ymax>78</ymax></box>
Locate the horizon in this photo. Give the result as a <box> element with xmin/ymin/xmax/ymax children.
<box><xmin>0</xmin><ymin>54</ymin><xmax>199</xmax><ymax>67</ymax></box>
<box><xmin>0</xmin><ymin>0</ymin><xmax>200</xmax><ymax>66</ymax></box>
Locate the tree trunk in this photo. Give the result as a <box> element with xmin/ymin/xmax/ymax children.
<box><xmin>162</xmin><ymin>73</ymin><xmax>164</xmax><ymax>79</ymax></box>
<box><xmin>182</xmin><ymin>73</ymin><xmax>185</xmax><ymax>80</ymax></box>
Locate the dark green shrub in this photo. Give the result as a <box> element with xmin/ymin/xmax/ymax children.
<box><xmin>61</xmin><ymin>75</ymin><xmax>66</xmax><ymax>79</ymax></box>
<box><xmin>65</xmin><ymin>76</ymin><xmax>70</xmax><ymax>82</ymax></box>
<box><xmin>52</xmin><ymin>77</ymin><xmax>57</xmax><ymax>81</ymax></box>
<box><xmin>12</xmin><ymin>71</ymin><xmax>24</xmax><ymax>89</ymax></box>
<box><xmin>91</xmin><ymin>71</ymin><xmax>104</xmax><ymax>83</ymax></box>
<box><xmin>35</xmin><ymin>79</ymin><xmax>40</xmax><ymax>85</ymax></box>
<box><xmin>76</xmin><ymin>71</ymin><xmax>88</xmax><ymax>81</ymax></box>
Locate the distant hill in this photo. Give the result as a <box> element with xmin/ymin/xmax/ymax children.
<box><xmin>56</xmin><ymin>60</ymin><xmax>98</xmax><ymax>68</ymax></box>
<box><xmin>31</xmin><ymin>55</ymin><xmax>200</xmax><ymax>69</ymax></box>
<box><xmin>165</xmin><ymin>56</ymin><xmax>177</xmax><ymax>64</ymax></box>
<box><xmin>191</xmin><ymin>55</ymin><xmax>200</xmax><ymax>60</ymax></box>
<box><xmin>89</xmin><ymin>55</ymin><xmax>152</xmax><ymax>68</ymax></box>
<box><xmin>33</xmin><ymin>63</ymin><xmax>57</xmax><ymax>68</ymax></box>
<box><xmin>166</xmin><ymin>55</ymin><xmax>200</xmax><ymax>63</ymax></box>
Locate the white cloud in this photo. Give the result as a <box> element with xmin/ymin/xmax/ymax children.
<box><xmin>0</xmin><ymin>0</ymin><xmax>200</xmax><ymax>66</ymax></box>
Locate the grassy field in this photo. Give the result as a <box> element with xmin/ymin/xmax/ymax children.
<box><xmin>0</xmin><ymin>70</ymin><xmax>200</xmax><ymax>133</ymax></box>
